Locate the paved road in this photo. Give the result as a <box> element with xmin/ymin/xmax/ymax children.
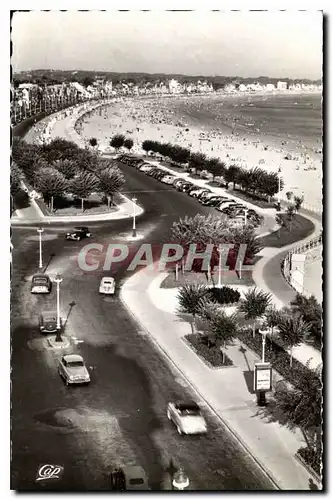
<box><xmin>11</xmin><ymin>162</ymin><xmax>275</xmax><ymax>491</ymax></box>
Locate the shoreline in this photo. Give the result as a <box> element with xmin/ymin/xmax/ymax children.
<box><xmin>76</xmin><ymin>94</ymin><xmax>322</xmax><ymax>212</ymax></box>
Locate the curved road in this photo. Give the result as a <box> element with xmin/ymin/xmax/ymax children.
<box><xmin>11</xmin><ymin>162</ymin><xmax>275</xmax><ymax>490</ymax></box>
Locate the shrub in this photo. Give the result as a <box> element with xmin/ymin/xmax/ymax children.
<box><xmin>208</xmin><ymin>286</ymin><xmax>241</xmax><ymax>305</ymax></box>
<box><xmin>185</xmin><ymin>334</ymin><xmax>233</xmax><ymax>367</ymax></box>
<box><xmin>239</xmin><ymin>329</ymin><xmax>317</xmax><ymax>386</ymax></box>
<box><xmin>297</xmin><ymin>446</ymin><xmax>321</xmax><ymax>476</ymax></box>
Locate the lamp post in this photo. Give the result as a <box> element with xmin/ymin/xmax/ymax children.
<box><xmin>172</xmin><ymin>467</ymin><xmax>189</xmax><ymax>491</ymax></box>
<box><xmin>218</xmin><ymin>244</ymin><xmax>222</xmax><ymax>288</ymax></box>
<box><xmin>243</xmin><ymin>208</ymin><xmax>249</xmax><ymax>226</ymax></box>
<box><xmin>37</xmin><ymin>227</ymin><xmax>44</xmax><ymax>270</ymax></box>
<box><xmin>54</xmin><ymin>274</ymin><xmax>63</xmax><ymax>340</ymax></box>
<box><xmin>132</xmin><ymin>197</ymin><xmax>137</xmax><ymax>237</ymax></box>
<box><xmin>260</xmin><ymin>329</ymin><xmax>268</xmax><ymax>363</ymax></box>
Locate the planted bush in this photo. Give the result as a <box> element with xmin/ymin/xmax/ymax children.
<box><xmin>185</xmin><ymin>334</ymin><xmax>233</xmax><ymax>367</ymax></box>
<box><xmin>297</xmin><ymin>446</ymin><xmax>321</xmax><ymax>476</ymax></box>
<box><xmin>239</xmin><ymin>329</ymin><xmax>317</xmax><ymax>385</ymax></box>
<box><xmin>208</xmin><ymin>286</ymin><xmax>241</xmax><ymax>305</ymax></box>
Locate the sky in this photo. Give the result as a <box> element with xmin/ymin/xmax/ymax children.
<box><xmin>11</xmin><ymin>10</ymin><xmax>323</xmax><ymax>79</ymax></box>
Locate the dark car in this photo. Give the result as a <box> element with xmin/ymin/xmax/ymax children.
<box><xmin>31</xmin><ymin>274</ymin><xmax>52</xmax><ymax>294</ymax></box>
<box><xmin>182</xmin><ymin>183</ymin><xmax>195</xmax><ymax>193</ymax></box>
<box><xmin>66</xmin><ymin>226</ymin><xmax>91</xmax><ymax>241</ymax></box>
<box><xmin>202</xmin><ymin>196</ymin><xmax>227</xmax><ymax>206</ymax></box>
<box><xmin>110</xmin><ymin>466</ymin><xmax>150</xmax><ymax>491</ymax></box>
<box><xmin>39</xmin><ymin>311</ymin><xmax>59</xmax><ymax>334</ymax></box>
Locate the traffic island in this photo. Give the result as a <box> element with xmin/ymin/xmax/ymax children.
<box><xmin>47</xmin><ymin>335</ymin><xmax>71</xmax><ymax>349</ymax></box>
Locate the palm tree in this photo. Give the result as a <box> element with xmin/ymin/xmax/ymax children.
<box><xmin>99</xmin><ymin>166</ymin><xmax>125</xmax><ymax>209</ymax></box>
<box><xmin>272</xmin><ymin>361</ymin><xmax>322</xmax><ymax>453</ymax></box>
<box><xmin>277</xmin><ymin>315</ymin><xmax>311</xmax><ymax>367</ymax></box>
<box><xmin>265</xmin><ymin>306</ymin><xmax>283</xmax><ymax>335</ymax></box>
<box><xmin>293</xmin><ymin>195</ymin><xmax>304</xmax><ymax>212</ymax></box>
<box><xmin>89</xmin><ymin>137</ymin><xmax>98</xmax><ymax>148</ymax></box>
<box><xmin>35</xmin><ymin>167</ymin><xmax>68</xmax><ymax>212</ymax></box>
<box><xmin>52</xmin><ymin>159</ymin><xmax>78</xmax><ymax>180</ymax></box>
<box><xmin>69</xmin><ymin>172</ymin><xmax>99</xmax><ymax>212</ymax></box>
<box><xmin>123</xmin><ymin>138</ymin><xmax>134</xmax><ymax>152</ymax></box>
<box><xmin>286</xmin><ymin>204</ymin><xmax>296</xmax><ymax>231</ymax></box>
<box><xmin>177</xmin><ymin>284</ymin><xmax>208</xmax><ymax>333</ymax></box>
<box><xmin>210</xmin><ymin>308</ymin><xmax>239</xmax><ymax>363</ymax></box>
<box><xmin>238</xmin><ymin>287</ymin><xmax>271</xmax><ymax>337</ymax></box>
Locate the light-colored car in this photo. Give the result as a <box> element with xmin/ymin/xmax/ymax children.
<box><xmin>58</xmin><ymin>354</ymin><xmax>90</xmax><ymax>386</ymax></box>
<box><xmin>167</xmin><ymin>401</ymin><xmax>207</xmax><ymax>435</ymax></box>
<box><xmin>99</xmin><ymin>277</ymin><xmax>116</xmax><ymax>295</ymax></box>
<box><xmin>161</xmin><ymin>175</ymin><xmax>177</xmax><ymax>185</ymax></box>
<box><xmin>189</xmin><ymin>188</ymin><xmax>210</xmax><ymax>198</ymax></box>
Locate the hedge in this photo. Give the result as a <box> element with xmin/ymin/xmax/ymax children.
<box><xmin>185</xmin><ymin>334</ymin><xmax>233</xmax><ymax>368</ymax></box>
<box><xmin>239</xmin><ymin>329</ymin><xmax>317</xmax><ymax>385</ymax></box>
<box><xmin>207</xmin><ymin>286</ymin><xmax>241</xmax><ymax>305</ymax></box>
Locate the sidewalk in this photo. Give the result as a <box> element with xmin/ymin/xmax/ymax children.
<box><xmin>121</xmin><ymin>268</ymin><xmax>321</xmax><ymax>490</ymax></box>
<box><xmin>11</xmin><ymin>193</ymin><xmax>144</xmax><ymax>225</ymax></box>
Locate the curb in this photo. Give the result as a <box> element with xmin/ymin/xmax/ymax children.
<box><xmin>294</xmin><ymin>452</ymin><xmax>322</xmax><ymax>487</ymax></box>
<box><xmin>47</xmin><ymin>336</ymin><xmax>71</xmax><ymax>349</ymax></box>
<box><xmin>119</xmin><ymin>287</ymin><xmax>281</xmax><ymax>491</ymax></box>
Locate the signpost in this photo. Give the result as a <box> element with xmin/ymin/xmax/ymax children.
<box><xmin>253</xmin><ymin>362</ymin><xmax>272</xmax><ymax>406</ymax></box>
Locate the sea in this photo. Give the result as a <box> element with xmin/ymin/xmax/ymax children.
<box><xmin>164</xmin><ymin>92</ymin><xmax>323</xmax><ymax>152</ymax></box>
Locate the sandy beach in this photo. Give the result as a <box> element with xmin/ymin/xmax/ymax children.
<box><xmin>76</xmin><ymin>93</ymin><xmax>322</xmax><ymax>212</ymax></box>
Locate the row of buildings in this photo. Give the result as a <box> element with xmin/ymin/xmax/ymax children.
<box><xmin>11</xmin><ymin>77</ymin><xmax>322</xmax><ymax>122</ymax></box>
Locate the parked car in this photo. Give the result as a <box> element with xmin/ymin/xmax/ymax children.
<box><xmin>161</xmin><ymin>175</ymin><xmax>177</xmax><ymax>185</ymax></box>
<box><xmin>189</xmin><ymin>188</ymin><xmax>210</xmax><ymax>198</ymax></box>
<box><xmin>66</xmin><ymin>226</ymin><xmax>91</xmax><ymax>241</ymax></box>
<box><xmin>110</xmin><ymin>466</ymin><xmax>149</xmax><ymax>491</ymax></box>
<box><xmin>198</xmin><ymin>192</ymin><xmax>217</xmax><ymax>202</ymax></box>
<box><xmin>39</xmin><ymin>311</ymin><xmax>59</xmax><ymax>333</ymax></box>
<box><xmin>167</xmin><ymin>401</ymin><xmax>207</xmax><ymax>435</ymax></box>
<box><xmin>202</xmin><ymin>196</ymin><xmax>228</xmax><ymax>206</ymax></box>
<box><xmin>172</xmin><ymin>178</ymin><xmax>185</xmax><ymax>187</ymax></box>
<box><xmin>99</xmin><ymin>277</ymin><xmax>116</xmax><ymax>295</ymax></box>
<box><xmin>31</xmin><ymin>274</ymin><xmax>52</xmax><ymax>294</ymax></box>
<box><xmin>182</xmin><ymin>183</ymin><xmax>195</xmax><ymax>193</ymax></box>
<box><xmin>206</xmin><ymin>198</ymin><xmax>228</xmax><ymax>208</ymax></box>
<box><xmin>58</xmin><ymin>354</ymin><xmax>90</xmax><ymax>386</ymax></box>
<box><xmin>196</xmin><ymin>190</ymin><xmax>213</xmax><ymax>201</ymax></box>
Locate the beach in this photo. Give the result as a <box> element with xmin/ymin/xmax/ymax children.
<box><xmin>77</xmin><ymin>92</ymin><xmax>322</xmax><ymax>212</ymax></box>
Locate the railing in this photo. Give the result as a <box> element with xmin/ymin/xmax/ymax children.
<box><xmin>282</xmin><ymin>233</ymin><xmax>323</xmax><ymax>297</ymax></box>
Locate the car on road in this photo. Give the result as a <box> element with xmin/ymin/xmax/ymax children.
<box><xmin>66</xmin><ymin>226</ymin><xmax>91</xmax><ymax>241</ymax></box>
<box><xmin>31</xmin><ymin>274</ymin><xmax>52</xmax><ymax>294</ymax></box>
<box><xmin>167</xmin><ymin>401</ymin><xmax>207</xmax><ymax>435</ymax></box>
<box><xmin>110</xmin><ymin>466</ymin><xmax>149</xmax><ymax>491</ymax></box>
<box><xmin>39</xmin><ymin>311</ymin><xmax>59</xmax><ymax>334</ymax></box>
<box><xmin>58</xmin><ymin>354</ymin><xmax>90</xmax><ymax>386</ymax></box>
<box><xmin>99</xmin><ymin>276</ymin><xmax>116</xmax><ymax>295</ymax></box>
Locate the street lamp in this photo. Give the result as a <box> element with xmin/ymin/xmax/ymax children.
<box><xmin>54</xmin><ymin>274</ymin><xmax>63</xmax><ymax>341</ymax></box>
<box><xmin>132</xmin><ymin>197</ymin><xmax>137</xmax><ymax>237</ymax></box>
<box><xmin>243</xmin><ymin>208</ymin><xmax>249</xmax><ymax>226</ymax></box>
<box><xmin>172</xmin><ymin>467</ymin><xmax>189</xmax><ymax>491</ymax></box>
<box><xmin>217</xmin><ymin>244</ymin><xmax>222</xmax><ymax>288</ymax></box>
<box><xmin>259</xmin><ymin>328</ymin><xmax>268</xmax><ymax>363</ymax></box>
<box><xmin>37</xmin><ymin>227</ymin><xmax>44</xmax><ymax>270</ymax></box>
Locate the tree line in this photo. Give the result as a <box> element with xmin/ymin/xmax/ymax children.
<box><xmin>142</xmin><ymin>139</ymin><xmax>284</xmax><ymax>200</ymax></box>
<box><xmin>11</xmin><ymin>137</ymin><xmax>125</xmax><ymax>212</ymax></box>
